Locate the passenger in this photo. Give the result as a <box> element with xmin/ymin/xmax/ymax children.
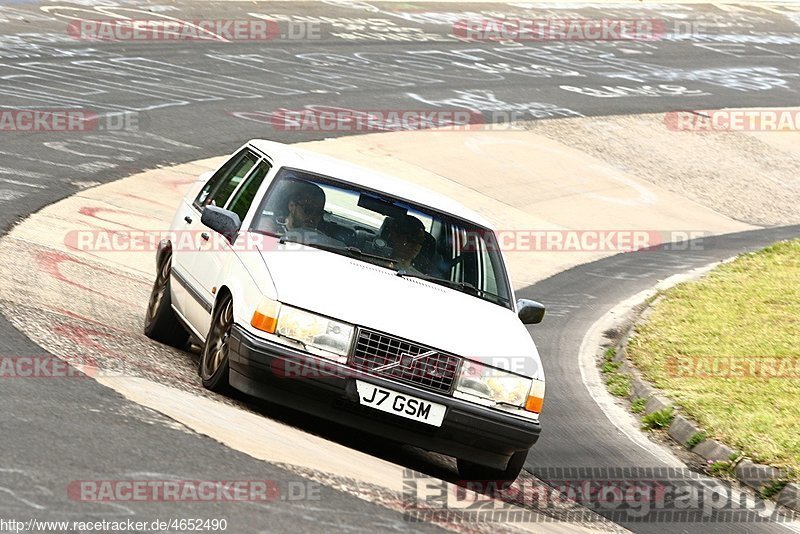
<box><xmin>386</xmin><ymin>214</ymin><xmax>426</xmax><ymax>273</ymax></box>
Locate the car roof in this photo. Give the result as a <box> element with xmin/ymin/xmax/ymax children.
<box><xmin>249</xmin><ymin>139</ymin><xmax>494</xmax><ymax>229</ymax></box>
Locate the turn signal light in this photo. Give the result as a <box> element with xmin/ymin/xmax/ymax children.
<box><xmin>525</xmin><ymin>396</ymin><xmax>544</xmax><ymax>414</ymax></box>
<box><xmin>251</xmin><ymin>298</ymin><xmax>280</xmax><ymax>333</ymax></box>
<box><xmin>525</xmin><ymin>380</ymin><xmax>545</xmax><ymax>414</ymax></box>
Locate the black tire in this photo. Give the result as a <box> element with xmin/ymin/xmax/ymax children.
<box><xmin>457</xmin><ymin>450</ymin><xmax>528</xmax><ymax>488</ymax></box>
<box><xmin>200</xmin><ymin>294</ymin><xmax>233</xmax><ymax>393</ymax></box>
<box><xmin>144</xmin><ymin>254</ymin><xmax>189</xmax><ymax>348</ymax></box>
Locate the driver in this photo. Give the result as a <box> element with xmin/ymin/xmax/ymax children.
<box><xmin>281</xmin><ymin>180</ymin><xmax>345</xmax><ymax>248</ymax></box>
<box><xmin>285</xmin><ymin>180</ymin><xmax>326</xmax><ymax>231</ymax></box>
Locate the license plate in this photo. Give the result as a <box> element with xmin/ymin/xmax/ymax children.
<box><xmin>355</xmin><ymin>381</ymin><xmax>446</xmax><ymax>427</ymax></box>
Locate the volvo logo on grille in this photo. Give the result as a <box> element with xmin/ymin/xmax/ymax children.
<box><xmin>373</xmin><ymin>350</ymin><xmax>438</xmax><ymax>373</ymax></box>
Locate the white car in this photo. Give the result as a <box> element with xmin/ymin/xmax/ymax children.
<box><xmin>145</xmin><ymin>140</ymin><xmax>546</xmax><ymax>482</ymax></box>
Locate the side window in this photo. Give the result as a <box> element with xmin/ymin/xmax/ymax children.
<box><xmin>227</xmin><ymin>160</ymin><xmax>271</xmax><ymax>221</ymax></box>
<box><xmin>195</xmin><ymin>149</ymin><xmax>258</xmax><ymax>210</ymax></box>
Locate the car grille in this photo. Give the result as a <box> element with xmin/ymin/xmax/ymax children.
<box><xmin>349</xmin><ymin>328</ymin><xmax>460</xmax><ymax>393</ymax></box>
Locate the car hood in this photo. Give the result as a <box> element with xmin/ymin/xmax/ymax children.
<box><xmin>258</xmin><ymin>243</ymin><xmax>542</xmax><ymax>378</ymax></box>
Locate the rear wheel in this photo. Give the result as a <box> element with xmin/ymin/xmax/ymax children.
<box><xmin>200</xmin><ymin>294</ymin><xmax>233</xmax><ymax>393</ymax></box>
<box><xmin>144</xmin><ymin>254</ymin><xmax>189</xmax><ymax>348</ymax></box>
<box><xmin>457</xmin><ymin>450</ymin><xmax>528</xmax><ymax>488</ymax></box>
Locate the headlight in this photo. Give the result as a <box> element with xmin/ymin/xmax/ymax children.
<box><xmin>455</xmin><ymin>360</ymin><xmax>531</xmax><ymax>407</ymax></box>
<box><xmin>275</xmin><ymin>305</ymin><xmax>354</xmax><ymax>361</ymax></box>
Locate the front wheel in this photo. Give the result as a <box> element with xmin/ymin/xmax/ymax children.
<box><xmin>457</xmin><ymin>450</ymin><xmax>528</xmax><ymax>488</ymax></box>
<box><xmin>200</xmin><ymin>295</ymin><xmax>233</xmax><ymax>393</ymax></box>
<box><xmin>144</xmin><ymin>254</ymin><xmax>189</xmax><ymax>348</ymax></box>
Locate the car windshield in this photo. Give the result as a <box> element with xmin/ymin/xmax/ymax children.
<box><xmin>251</xmin><ymin>167</ymin><xmax>513</xmax><ymax>309</ymax></box>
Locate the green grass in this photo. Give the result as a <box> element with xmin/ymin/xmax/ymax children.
<box><xmin>761</xmin><ymin>478</ymin><xmax>792</xmax><ymax>499</ymax></box>
<box><xmin>687</xmin><ymin>431</ymin><xmax>707</xmax><ymax>448</ymax></box>
<box><xmin>709</xmin><ymin>460</ymin><xmax>735</xmax><ymax>478</ymax></box>
<box><xmin>631</xmin><ymin>398</ymin><xmax>647</xmax><ymax>414</ymax></box>
<box><xmin>607</xmin><ymin>374</ymin><xmax>631</xmax><ymax>397</ymax></box>
<box><xmin>600</xmin><ymin>348</ymin><xmax>631</xmax><ymax>397</ymax></box>
<box><xmin>626</xmin><ymin>239</ymin><xmax>800</xmax><ymax>474</ymax></box>
<box><xmin>642</xmin><ymin>407</ymin><xmax>674</xmax><ymax>430</ymax></box>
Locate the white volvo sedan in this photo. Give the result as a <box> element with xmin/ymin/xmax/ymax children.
<box><xmin>145</xmin><ymin>140</ymin><xmax>546</xmax><ymax>482</ymax></box>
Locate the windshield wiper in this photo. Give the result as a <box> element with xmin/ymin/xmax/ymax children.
<box><xmin>396</xmin><ymin>270</ymin><xmax>511</xmax><ymax>305</ymax></box>
<box><xmin>278</xmin><ymin>236</ymin><xmax>398</xmax><ymax>264</ymax></box>
<box><xmin>345</xmin><ymin>246</ymin><xmax>399</xmax><ymax>264</ymax></box>
<box><xmin>278</xmin><ymin>235</ymin><xmax>346</xmax><ymax>254</ymax></box>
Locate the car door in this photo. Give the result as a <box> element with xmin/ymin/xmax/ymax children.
<box><xmin>186</xmin><ymin>155</ymin><xmax>271</xmax><ymax>338</ymax></box>
<box><xmin>176</xmin><ymin>148</ymin><xmax>260</xmax><ymax>337</ymax></box>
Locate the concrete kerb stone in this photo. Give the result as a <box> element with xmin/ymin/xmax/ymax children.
<box><xmin>776</xmin><ymin>483</ymin><xmax>800</xmax><ymax>512</ymax></box>
<box><xmin>643</xmin><ymin>395</ymin><xmax>672</xmax><ymax>416</ymax></box>
<box><xmin>667</xmin><ymin>414</ymin><xmax>700</xmax><ymax>448</ymax></box>
<box><xmin>629</xmin><ymin>374</ymin><xmax>657</xmax><ymax>400</ymax></box>
<box><xmin>692</xmin><ymin>439</ymin><xmax>738</xmax><ymax>464</ymax></box>
<box><xmin>735</xmin><ymin>460</ymin><xmax>783</xmax><ymax>492</ymax></box>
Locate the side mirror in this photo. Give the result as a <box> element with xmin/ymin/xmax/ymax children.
<box><xmin>517</xmin><ymin>299</ymin><xmax>545</xmax><ymax>325</ymax></box>
<box><xmin>201</xmin><ymin>206</ymin><xmax>241</xmax><ymax>244</ymax></box>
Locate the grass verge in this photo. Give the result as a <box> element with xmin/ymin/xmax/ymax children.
<box><xmin>601</xmin><ymin>348</ymin><xmax>631</xmax><ymax>397</ymax></box>
<box><xmin>626</xmin><ymin>239</ymin><xmax>800</xmax><ymax>474</ymax></box>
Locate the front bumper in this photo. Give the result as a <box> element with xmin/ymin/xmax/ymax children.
<box><xmin>228</xmin><ymin>325</ymin><xmax>542</xmax><ymax>469</ymax></box>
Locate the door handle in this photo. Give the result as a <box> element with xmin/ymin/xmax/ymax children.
<box><xmin>184</xmin><ymin>216</ymin><xmax>193</xmax><ymax>224</ymax></box>
<box><xmin>201</xmin><ymin>232</ymin><xmax>210</xmax><ymax>241</ymax></box>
